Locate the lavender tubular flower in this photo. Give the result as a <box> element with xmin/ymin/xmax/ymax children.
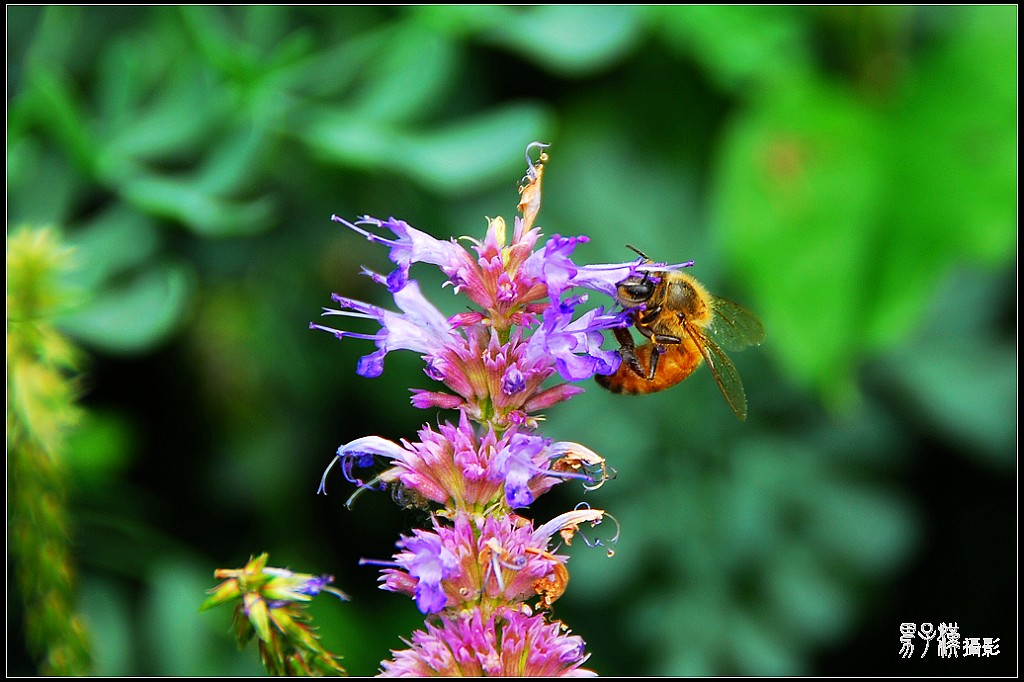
<box><xmin>373</xmin><ymin>509</ymin><xmax>606</xmax><ymax>616</ymax></box>
<box><xmin>313</xmin><ymin>143</ymin><xmax>645</xmax><ymax>676</ymax></box>
<box><xmin>311</xmin><ymin>281</ymin><xmax>455</xmax><ymax>378</ymax></box>
<box><xmin>323</xmin><ymin>415</ymin><xmax>611</xmax><ymax>513</ymax></box>
<box><xmin>333</xmin><ymin>215</ymin><xmax>464</xmax><ymax>292</ymax></box>
<box><xmin>527</xmin><ymin>301</ymin><xmax>629</xmax><ymax>381</ymax></box>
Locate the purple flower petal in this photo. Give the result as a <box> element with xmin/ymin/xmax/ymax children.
<box><xmin>398</xmin><ymin>532</ymin><xmax>458</xmax><ymax>614</ymax></box>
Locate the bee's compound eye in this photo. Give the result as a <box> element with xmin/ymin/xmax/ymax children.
<box><xmin>618</xmin><ymin>279</ymin><xmax>654</xmax><ymax>305</ymax></box>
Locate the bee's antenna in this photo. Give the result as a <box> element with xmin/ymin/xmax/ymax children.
<box><xmin>625</xmin><ymin>244</ymin><xmax>650</xmax><ymax>260</ymax></box>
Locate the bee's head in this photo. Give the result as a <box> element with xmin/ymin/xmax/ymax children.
<box><xmin>616</xmin><ymin>273</ymin><xmax>656</xmax><ymax>307</ymax></box>
<box><xmin>617</xmin><ymin>244</ymin><xmax>661</xmax><ymax>306</ymax></box>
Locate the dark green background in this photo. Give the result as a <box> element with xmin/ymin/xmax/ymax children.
<box><xmin>8</xmin><ymin>6</ymin><xmax>1016</xmax><ymax>676</ymax></box>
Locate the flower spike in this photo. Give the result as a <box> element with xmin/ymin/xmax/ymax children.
<box><xmin>308</xmin><ymin>143</ymin><xmax>656</xmax><ymax>676</ymax></box>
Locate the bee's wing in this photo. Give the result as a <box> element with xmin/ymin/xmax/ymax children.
<box><xmin>708</xmin><ymin>296</ymin><xmax>765</xmax><ymax>352</ymax></box>
<box><xmin>684</xmin><ymin>323</ymin><xmax>748</xmax><ymax>421</ymax></box>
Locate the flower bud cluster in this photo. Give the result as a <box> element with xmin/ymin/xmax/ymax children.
<box><xmin>201</xmin><ymin>553</ymin><xmax>348</xmax><ymax>676</ymax></box>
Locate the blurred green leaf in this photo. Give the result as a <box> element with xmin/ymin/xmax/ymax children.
<box><xmin>193</xmin><ymin>130</ymin><xmax>271</xmax><ymax>197</ymax></box>
<box><xmin>649</xmin><ymin>591</ymin><xmax>723</xmax><ymax>675</ymax></box>
<box><xmin>96</xmin><ymin>56</ymin><xmax>224</xmax><ymax>167</ymax></box>
<box><xmin>732</xmin><ymin>610</ymin><xmax>805</xmax><ymax>675</ymax></box>
<box><xmin>305</xmin><ymin>102</ymin><xmax>553</xmax><ymax>194</ymax></box>
<box><xmin>348</xmin><ymin>23</ymin><xmax>459</xmax><ymax>125</ymax></box>
<box><xmin>80</xmin><ymin>578</ymin><xmax>137</xmax><ymax>676</ymax></box>
<box><xmin>64</xmin><ymin>206</ymin><xmax>162</xmax><ymax>290</ymax></box>
<box><xmin>177</xmin><ymin>6</ymin><xmax>317</xmax><ymax>122</ymax></box>
<box><xmin>482</xmin><ymin>6</ymin><xmax>646</xmax><ymax>76</ymax></box>
<box><xmin>882</xmin><ymin>340</ymin><xmax>1016</xmax><ymax>468</ymax></box>
<box><xmin>21</xmin><ymin>68</ymin><xmax>98</xmax><ymax>175</ymax></box>
<box><xmin>19</xmin><ymin>6</ymin><xmax>88</xmax><ymax>80</ymax></box>
<box><xmin>411</xmin><ymin>5</ymin><xmax>509</xmax><ymax>37</ymax></box>
<box><xmin>6</xmin><ymin>139</ymin><xmax>79</xmax><ymax>227</ymax></box>
<box><xmin>656</xmin><ymin>6</ymin><xmax>813</xmax><ymax>92</ymax></box>
<box><xmin>178</xmin><ymin>6</ymin><xmax>268</xmax><ymax>79</ymax></box>
<box><xmin>276</xmin><ymin>19</ymin><xmax>396</xmax><ymax>100</ymax></box>
<box><xmin>118</xmin><ymin>174</ymin><xmax>276</xmax><ymax>236</ymax></box>
<box><xmin>391</xmin><ymin>104</ymin><xmax>553</xmax><ymax>193</ymax></box>
<box><xmin>865</xmin><ymin>7</ymin><xmax>1016</xmax><ymax>349</ymax></box>
<box><xmin>57</xmin><ymin>263</ymin><xmax>194</xmax><ymax>353</ymax></box>
<box><xmin>872</xmin><ymin>267</ymin><xmax>1016</xmax><ymax>468</ymax></box>
<box><xmin>767</xmin><ymin>547</ymin><xmax>854</xmax><ymax>641</ymax></box>
<box><xmin>714</xmin><ymin>80</ymin><xmax>886</xmax><ymax>403</ymax></box>
<box><xmin>818</xmin><ymin>484</ymin><xmax>920</xmax><ymax>573</ymax></box>
<box><xmin>886</xmin><ymin>7</ymin><xmax>1016</xmax><ymax>262</ymax></box>
<box><xmin>714</xmin><ymin>9</ymin><xmax>1015</xmax><ymax>406</ymax></box>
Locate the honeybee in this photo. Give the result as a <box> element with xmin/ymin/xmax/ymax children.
<box><xmin>595</xmin><ymin>247</ymin><xmax>765</xmax><ymax>420</ymax></box>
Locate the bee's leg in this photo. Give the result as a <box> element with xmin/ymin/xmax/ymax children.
<box><xmin>636</xmin><ymin>305</ymin><xmax>662</xmax><ymax>325</ymax></box>
<box><xmin>647</xmin><ymin>332</ymin><xmax>682</xmax><ymax>381</ymax></box>
<box><xmin>642</xmin><ymin>334</ymin><xmax>678</xmax><ymax>380</ymax></box>
<box><xmin>613</xmin><ymin>327</ymin><xmax>645</xmax><ymax>377</ymax></box>
<box><xmin>646</xmin><ymin>344</ymin><xmax>662</xmax><ymax>380</ymax></box>
<box><xmin>634</xmin><ymin>305</ymin><xmax>659</xmax><ymax>321</ymax></box>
